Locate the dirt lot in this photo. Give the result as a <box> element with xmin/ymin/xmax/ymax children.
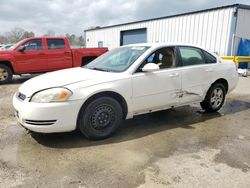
<box><xmin>0</xmin><ymin>76</ymin><xmax>250</xmax><ymax>188</ymax></box>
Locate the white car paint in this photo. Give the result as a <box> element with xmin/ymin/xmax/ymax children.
<box><xmin>13</xmin><ymin>43</ymin><xmax>238</xmax><ymax>133</ymax></box>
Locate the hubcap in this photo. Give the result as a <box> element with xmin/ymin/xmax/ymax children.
<box><xmin>90</xmin><ymin>105</ymin><xmax>115</xmax><ymax>130</ymax></box>
<box><xmin>0</xmin><ymin>68</ymin><xmax>8</xmax><ymax>81</ymax></box>
<box><xmin>210</xmin><ymin>88</ymin><xmax>223</xmax><ymax>109</ymax></box>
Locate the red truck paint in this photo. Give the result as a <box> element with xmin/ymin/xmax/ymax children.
<box><xmin>0</xmin><ymin>36</ymin><xmax>108</xmax><ymax>84</ymax></box>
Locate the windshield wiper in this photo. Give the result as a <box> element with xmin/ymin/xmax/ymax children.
<box><xmin>88</xmin><ymin>67</ymin><xmax>106</xmax><ymax>71</ymax></box>
<box><xmin>88</xmin><ymin>67</ymin><xmax>113</xmax><ymax>72</ymax></box>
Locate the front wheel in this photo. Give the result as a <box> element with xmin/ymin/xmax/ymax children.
<box><xmin>200</xmin><ymin>83</ymin><xmax>226</xmax><ymax>112</ymax></box>
<box><xmin>78</xmin><ymin>97</ymin><xmax>123</xmax><ymax>140</ymax></box>
<box><xmin>0</xmin><ymin>64</ymin><xmax>13</xmax><ymax>84</ymax></box>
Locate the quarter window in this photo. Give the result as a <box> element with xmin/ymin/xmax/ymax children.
<box><xmin>47</xmin><ymin>39</ymin><xmax>66</xmax><ymax>50</ymax></box>
<box><xmin>23</xmin><ymin>39</ymin><xmax>43</xmax><ymax>50</ymax></box>
<box><xmin>179</xmin><ymin>47</ymin><xmax>205</xmax><ymax>66</ymax></box>
<box><xmin>204</xmin><ymin>51</ymin><xmax>217</xmax><ymax>64</ymax></box>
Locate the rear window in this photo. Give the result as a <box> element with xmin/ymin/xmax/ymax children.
<box><xmin>179</xmin><ymin>47</ymin><xmax>205</xmax><ymax>66</ymax></box>
<box><xmin>47</xmin><ymin>39</ymin><xmax>66</xmax><ymax>50</ymax></box>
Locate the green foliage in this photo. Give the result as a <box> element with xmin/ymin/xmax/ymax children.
<box><xmin>65</xmin><ymin>33</ymin><xmax>85</xmax><ymax>47</ymax></box>
<box><xmin>0</xmin><ymin>27</ymin><xmax>35</xmax><ymax>44</ymax></box>
<box><xmin>0</xmin><ymin>28</ymin><xmax>85</xmax><ymax>48</ymax></box>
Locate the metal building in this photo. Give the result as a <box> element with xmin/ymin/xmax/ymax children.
<box><xmin>85</xmin><ymin>4</ymin><xmax>250</xmax><ymax>56</ymax></box>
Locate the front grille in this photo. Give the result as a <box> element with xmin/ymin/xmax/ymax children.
<box><xmin>24</xmin><ymin>119</ymin><xmax>57</xmax><ymax>126</ymax></box>
<box><xmin>17</xmin><ymin>92</ymin><xmax>26</xmax><ymax>101</ymax></box>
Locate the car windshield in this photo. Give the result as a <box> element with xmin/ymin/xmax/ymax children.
<box><xmin>85</xmin><ymin>46</ymin><xmax>149</xmax><ymax>72</ymax></box>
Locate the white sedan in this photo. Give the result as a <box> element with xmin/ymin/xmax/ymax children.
<box><xmin>13</xmin><ymin>43</ymin><xmax>238</xmax><ymax>140</ymax></box>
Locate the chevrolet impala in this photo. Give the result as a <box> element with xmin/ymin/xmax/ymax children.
<box><xmin>13</xmin><ymin>44</ymin><xmax>238</xmax><ymax>140</ymax></box>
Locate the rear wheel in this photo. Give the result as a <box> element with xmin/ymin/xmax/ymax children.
<box><xmin>0</xmin><ymin>64</ymin><xmax>13</xmax><ymax>84</ymax></box>
<box><xmin>78</xmin><ymin>97</ymin><xmax>123</xmax><ymax>140</ymax></box>
<box><xmin>200</xmin><ymin>83</ymin><xmax>226</xmax><ymax>112</ymax></box>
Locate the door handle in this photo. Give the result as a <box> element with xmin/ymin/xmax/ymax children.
<box><xmin>38</xmin><ymin>52</ymin><xmax>45</xmax><ymax>55</ymax></box>
<box><xmin>169</xmin><ymin>73</ymin><xmax>179</xmax><ymax>77</ymax></box>
<box><xmin>64</xmin><ymin>51</ymin><xmax>71</xmax><ymax>54</ymax></box>
<box><xmin>205</xmin><ymin>68</ymin><xmax>213</xmax><ymax>72</ymax></box>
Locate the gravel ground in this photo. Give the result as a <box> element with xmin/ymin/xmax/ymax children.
<box><xmin>0</xmin><ymin>76</ymin><xmax>250</xmax><ymax>188</ymax></box>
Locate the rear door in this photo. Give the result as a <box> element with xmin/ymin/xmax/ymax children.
<box><xmin>177</xmin><ymin>46</ymin><xmax>216</xmax><ymax>104</ymax></box>
<box><xmin>45</xmin><ymin>38</ymin><xmax>73</xmax><ymax>70</ymax></box>
<box><xmin>14</xmin><ymin>38</ymin><xmax>48</xmax><ymax>73</ymax></box>
<box><xmin>132</xmin><ymin>47</ymin><xmax>182</xmax><ymax>114</ymax></box>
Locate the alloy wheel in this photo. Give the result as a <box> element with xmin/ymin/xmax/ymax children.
<box><xmin>210</xmin><ymin>88</ymin><xmax>224</xmax><ymax>109</ymax></box>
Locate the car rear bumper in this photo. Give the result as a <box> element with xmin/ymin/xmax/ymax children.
<box><xmin>12</xmin><ymin>92</ymin><xmax>83</xmax><ymax>133</ymax></box>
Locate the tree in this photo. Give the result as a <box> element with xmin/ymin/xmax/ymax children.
<box><xmin>78</xmin><ymin>36</ymin><xmax>85</xmax><ymax>47</ymax></box>
<box><xmin>23</xmin><ymin>31</ymin><xmax>35</xmax><ymax>39</ymax></box>
<box><xmin>65</xmin><ymin>34</ymin><xmax>85</xmax><ymax>47</ymax></box>
<box><xmin>2</xmin><ymin>28</ymin><xmax>35</xmax><ymax>44</ymax></box>
<box><xmin>6</xmin><ymin>27</ymin><xmax>25</xmax><ymax>43</ymax></box>
<box><xmin>66</xmin><ymin>33</ymin><xmax>78</xmax><ymax>47</ymax></box>
<box><xmin>0</xmin><ymin>36</ymin><xmax>8</xmax><ymax>44</ymax></box>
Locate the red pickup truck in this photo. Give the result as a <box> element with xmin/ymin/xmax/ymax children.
<box><xmin>0</xmin><ymin>36</ymin><xmax>108</xmax><ymax>84</ymax></box>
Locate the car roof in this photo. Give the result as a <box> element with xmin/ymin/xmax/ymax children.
<box><xmin>124</xmin><ymin>42</ymin><xmax>204</xmax><ymax>48</ymax></box>
<box><xmin>123</xmin><ymin>43</ymin><xmax>218</xmax><ymax>58</ymax></box>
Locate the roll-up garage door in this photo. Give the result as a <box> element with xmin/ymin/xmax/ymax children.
<box><xmin>120</xmin><ymin>28</ymin><xmax>147</xmax><ymax>46</ymax></box>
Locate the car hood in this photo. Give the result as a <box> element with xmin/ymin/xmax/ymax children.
<box><xmin>0</xmin><ymin>50</ymin><xmax>10</xmax><ymax>55</ymax></box>
<box><xmin>19</xmin><ymin>68</ymin><xmax>116</xmax><ymax>97</ymax></box>
<box><xmin>0</xmin><ymin>50</ymin><xmax>13</xmax><ymax>54</ymax></box>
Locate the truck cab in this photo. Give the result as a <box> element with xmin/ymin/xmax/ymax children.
<box><xmin>0</xmin><ymin>36</ymin><xmax>108</xmax><ymax>84</ymax></box>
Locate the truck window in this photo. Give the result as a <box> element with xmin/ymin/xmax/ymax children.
<box><xmin>23</xmin><ymin>39</ymin><xmax>43</xmax><ymax>51</ymax></box>
<box><xmin>47</xmin><ymin>39</ymin><xmax>66</xmax><ymax>50</ymax></box>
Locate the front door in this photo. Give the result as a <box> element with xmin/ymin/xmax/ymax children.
<box><xmin>14</xmin><ymin>38</ymin><xmax>48</xmax><ymax>73</ymax></box>
<box><xmin>132</xmin><ymin>47</ymin><xmax>182</xmax><ymax>114</ymax></box>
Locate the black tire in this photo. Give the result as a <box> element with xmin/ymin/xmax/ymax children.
<box><xmin>200</xmin><ymin>83</ymin><xmax>226</xmax><ymax>112</ymax></box>
<box><xmin>78</xmin><ymin>97</ymin><xmax>123</xmax><ymax>140</ymax></box>
<box><xmin>0</xmin><ymin>64</ymin><xmax>13</xmax><ymax>84</ymax></box>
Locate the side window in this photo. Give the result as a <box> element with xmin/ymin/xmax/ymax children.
<box><xmin>204</xmin><ymin>51</ymin><xmax>217</xmax><ymax>64</ymax></box>
<box><xmin>47</xmin><ymin>39</ymin><xmax>66</xmax><ymax>50</ymax></box>
<box><xmin>23</xmin><ymin>39</ymin><xmax>43</xmax><ymax>51</ymax></box>
<box><xmin>137</xmin><ymin>47</ymin><xmax>176</xmax><ymax>72</ymax></box>
<box><xmin>179</xmin><ymin>47</ymin><xmax>205</xmax><ymax>66</ymax></box>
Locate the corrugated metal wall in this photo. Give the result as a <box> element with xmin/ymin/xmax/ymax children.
<box><xmin>85</xmin><ymin>7</ymin><xmax>235</xmax><ymax>55</ymax></box>
<box><xmin>236</xmin><ymin>8</ymin><xmax>250</xmax><ymax>40</ymax></box>
<box><xmin>231</xmin><ymin>8</ymin><xmax>250</xmax><ymax>55</ymax></box>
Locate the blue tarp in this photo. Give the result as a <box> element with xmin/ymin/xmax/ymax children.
<box><xmin>237</xmin><ymin>38</ymin><xmax>250</xmax><ymax>69</ymax></box>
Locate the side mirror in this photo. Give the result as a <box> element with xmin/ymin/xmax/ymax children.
<box><xmin>142</xmin><ymin>63</ymin><xmax>160</xmax><ymax>72</ymax></box>
<box><xmin>17</xmin><ymin>45</ymin><xmax>25</xmax><ymax>52</ymax></box>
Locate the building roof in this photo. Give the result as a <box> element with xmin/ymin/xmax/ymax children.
<box><xmin>85</xmin><ymin>3</ymin><xmax>250</xmax><ymax>32</ymax></box>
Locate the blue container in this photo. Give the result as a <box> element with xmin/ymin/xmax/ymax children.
<box><xmin>237</xmin><ymin>39</ymin><xmax>250</xmax><ymax>69</ymax></box>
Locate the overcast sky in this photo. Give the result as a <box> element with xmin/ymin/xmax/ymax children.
<box><xmin>0</xmin><ymin>0</ymin><xmax>250</xmax><ymax>36</ymax></box>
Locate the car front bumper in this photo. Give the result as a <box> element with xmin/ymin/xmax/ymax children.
<box><xmin>12</xmin><ymin>92</ymin><xmax>83</xmax><ymax>133</ymax></box>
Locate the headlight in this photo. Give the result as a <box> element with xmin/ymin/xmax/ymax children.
<box><xmin>30</xmin><ymin>88</ymin><xmax>73</xmax><ymax>103</ymax></box>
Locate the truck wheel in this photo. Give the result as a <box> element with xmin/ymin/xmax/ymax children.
<box><xmin>0</xmin><ymin>64</ymin><xmax>13</xmax><ymax>84</ymax></box>
<box><xmin>200</xmin><ymin>83</ymin><xmax>226</xmax><ymax>112</ymax></box>
<box><xmin>78</xmin><ymin>97</ymin><xmax>123</xmax><ymax>140</ymax></box>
